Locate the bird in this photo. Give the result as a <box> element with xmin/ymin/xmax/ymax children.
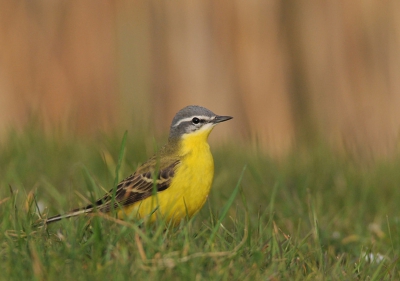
<box><xmin>42</xmin><ymin>105</ymin><xmax>232</xmax><ymax>226</ymax></box>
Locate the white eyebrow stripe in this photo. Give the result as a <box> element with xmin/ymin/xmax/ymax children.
<box><xmin>172</xmin><ymin>115</ymin><xmax>213</xmax><ymax>127</ymax></box>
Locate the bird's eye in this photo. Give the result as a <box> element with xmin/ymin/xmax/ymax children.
<box><xmin>192</xmin><ymin>117</ymin><xmax>200</xmax><ymax>124</ymax></box>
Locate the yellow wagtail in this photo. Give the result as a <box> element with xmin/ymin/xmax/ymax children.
<box><xmin>44</xmin><ymin>105</ymin><xmax>232</xmax><ymax>226</ymax></box>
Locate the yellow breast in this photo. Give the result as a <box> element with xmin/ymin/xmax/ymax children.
<box><xmin>120</xmin><ymin>126</ymin><xmax>215</xmax><ymax>225</ymax></box>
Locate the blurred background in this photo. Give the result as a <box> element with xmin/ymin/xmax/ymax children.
<box><xmin>1</xmin><ymin>0</ymin><xmax>400</xmax><ymax>159</ymax></box>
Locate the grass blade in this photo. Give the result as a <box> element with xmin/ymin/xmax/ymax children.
<box><xmin>208</xmin><ymin>165</ymin><xmax>246</xmax><ymax>246</ymax></box>
<box><xmin>111</xmin><ymin>131</ymin><xmax>128</xmax><ymax>216</ymax></box>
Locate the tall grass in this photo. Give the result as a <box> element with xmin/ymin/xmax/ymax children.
<box><xmin>0</xmin><ymin>130</ymin><xmax>399</xmax><ymax>280</ymax></box>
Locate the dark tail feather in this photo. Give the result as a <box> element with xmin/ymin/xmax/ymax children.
<box><xmin>33</xmin><ymin>205</ymin><xmax>95</xmax><ymax>227</ymax></box>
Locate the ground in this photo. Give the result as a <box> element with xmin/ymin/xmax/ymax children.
<box><xmin>0</xmin><ymin>129</ymin><xmax>399</xmax><ymax>280</ymax></box>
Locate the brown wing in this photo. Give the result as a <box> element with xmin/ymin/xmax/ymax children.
<box><xmin>91</xmin><ymin>160</ymin><xmax>180</xmax><ymax>213</ymax></box>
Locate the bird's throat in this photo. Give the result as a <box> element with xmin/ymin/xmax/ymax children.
<box><xmin>180</xmin><ymin>126</ymin><xmax>214</xmax><ymax>155</ymax></box>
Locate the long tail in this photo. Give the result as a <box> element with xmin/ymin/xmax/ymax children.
<box><xmin>45</xmin><ymin>206</ymin><xmax>95</xmax><ymax>224</ymax></box>
<box><xmin>33</xmin><ymin>205</ymin><xmax>95</xmax><ymax>227</ymax></box>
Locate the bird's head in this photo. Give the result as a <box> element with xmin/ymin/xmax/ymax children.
<box><xmin>169</xmin><ymin>105</ymin><xmax>232</xmax><ymax>141</ymax></box>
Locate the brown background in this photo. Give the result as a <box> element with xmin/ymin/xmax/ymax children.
<box><xmin>1</xmin><ymin>1</ymin><xmax>399</xmax><ymax>159</ymax></box>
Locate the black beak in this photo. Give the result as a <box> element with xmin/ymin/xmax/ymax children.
<box><xmin>213</xmin><ymin>115</ymin><xmax>233</xmax><ymax>124</ymax></box>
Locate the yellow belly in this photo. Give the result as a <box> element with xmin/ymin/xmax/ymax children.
<box><xmin>118</xmin><ymin>129</ymin><xmax>215</xmax><ymax>225</ymax></box>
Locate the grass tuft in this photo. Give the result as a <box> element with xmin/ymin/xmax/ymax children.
<box><xmin>0</xmin><ymin>130</ymin><xmax>400</xmax><ymax>279</ymax></box>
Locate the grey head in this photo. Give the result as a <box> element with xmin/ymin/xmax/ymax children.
<box><xmin>169</xmin><ymin>105</ymin><xmax>232</xmax><ymax>139</ymax></box>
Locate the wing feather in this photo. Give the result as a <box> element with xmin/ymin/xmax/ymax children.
<box><xmin>93</xmin><ymin>160</ymin><xmax>180</xmax><ymax>213</ymax></box>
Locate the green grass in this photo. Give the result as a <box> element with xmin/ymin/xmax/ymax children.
<box><xmin>1</xmin><ymin>128</ymin><xmax>400</xmax><ymax>280</ymax></box>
